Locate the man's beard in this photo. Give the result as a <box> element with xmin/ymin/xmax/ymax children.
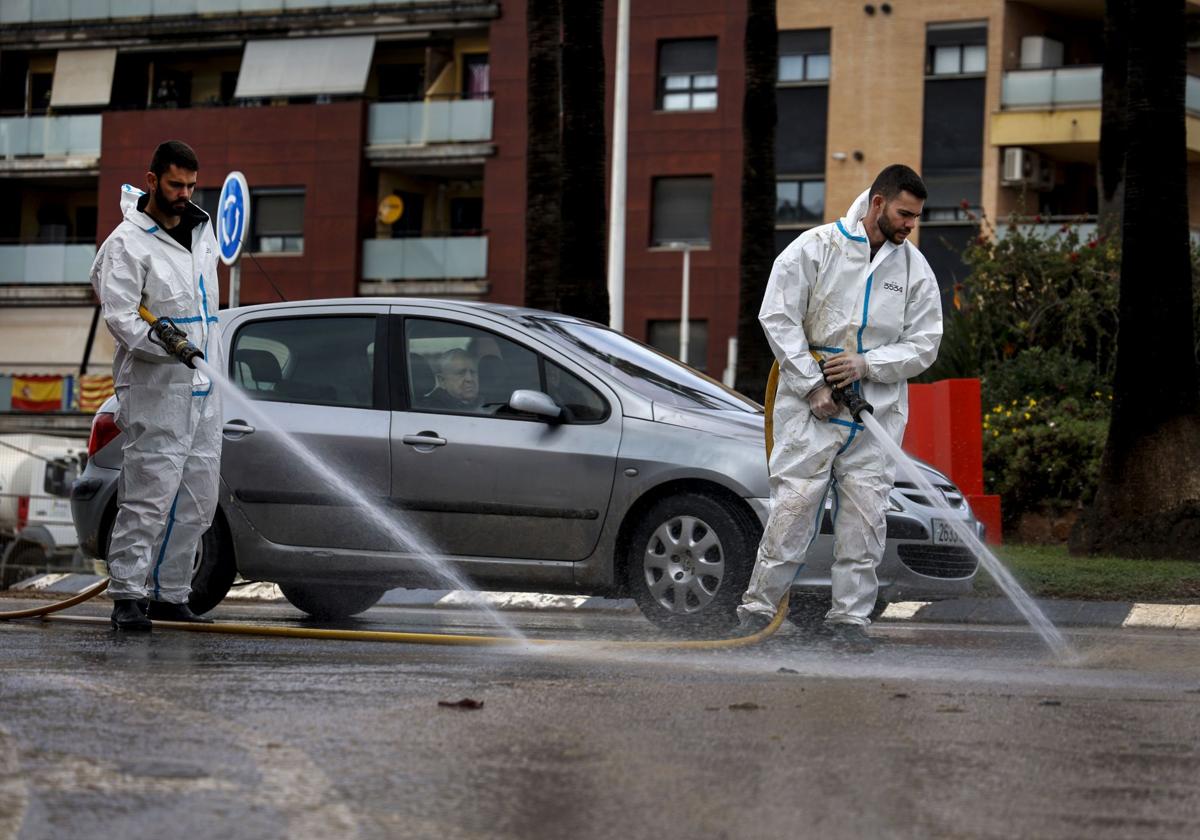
<box><xmin>155</xmin><ymin>183</ymin><xmax>188</xmax><ymax>216</ymax></box>
<box><xmin>877</xmin><ymin>210</ymin><xmax>905</xmax><ymax>244</ymax></box>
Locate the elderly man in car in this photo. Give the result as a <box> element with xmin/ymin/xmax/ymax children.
<box><xmin>424</xmin><ymin>348</ymin><xmax>483</xmax><ymax>411</ymax></box>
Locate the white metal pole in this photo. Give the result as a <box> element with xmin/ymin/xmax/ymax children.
<box><xmin>679</xmin><ymin>245</ymin><xmax>690</xmax><ymax>366</ymax></box>
<box><xmin>723</xmin><ymin>336</ymin><xmax>738</xmax><ymax>387</ymax></box>
<box><xmin>606</xmin><ymin>0</ymin><xmax>630</xmax><ymax>332</ymax></box>
<box><xmin>229</xmin><ymin>260</ymin><xmax>241</xmax><ymax>308</ymax></box>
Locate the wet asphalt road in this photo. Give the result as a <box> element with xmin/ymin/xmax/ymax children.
<box><xmin>2</xmin><ymin>598</ymin><xmax>1200</xmax><ymax>840</ymax></box>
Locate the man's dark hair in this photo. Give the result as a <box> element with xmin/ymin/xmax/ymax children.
<box><xmin>869</xmin><ymin>164</ymin><xmax>927</xmax><ymax>201</ymax></box>
<box><xmin>149</xmin><ymin>140</ymin><xmax>199</xmax><ymax>176</ymax></box>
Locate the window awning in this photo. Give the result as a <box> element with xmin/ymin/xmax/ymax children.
<box><xmin>50</xmin><ymin>49</ymin><xmax>117</xmax><ymax>108</ymax></box>
<box><xmin>234</xmin><ymin>36</ymin><xmax>376</xmax><ymax>99</ymax></box>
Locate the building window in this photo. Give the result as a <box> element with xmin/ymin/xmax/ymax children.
<box><xmin>651</xmin><ymin>176</ymin><xmax>712</xmax><ymax>247</ymax></box>
<box><xmin>927</xmin><ymin>24</ymin><xmax>987</xmax><ymax>76</ymax></box>
<box><xmin>252</xmin><ymin>189</ymin><xmax>305</xmax><ymax>254</ymax></box>
<box><xmin>778</xmin><ymin>30</ymin><xmax>830</xmax><ymax>83</ymax></box>
<box><xmin>776</xmin><ymin>179</ymin><xmax>824</xmax><ymax>225</ymax></box>
<box><xmin>657</xmin><ymin>39</ymin><xmax>718</xmax><ymax>111</ymax></box>
<box><xmin>648</xmin><ymin>320</ymin><xmax>709</xmax><ymax>371</ymax></box>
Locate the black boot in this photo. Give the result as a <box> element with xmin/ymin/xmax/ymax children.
<box><xmin>111</xmin><ymin>599</ymin><xmax>152</xmax><ymax>631</ymax></box>
<box><xmin>146</xmin><ymin>601</ymin><xmax>214</xmax><ymax>624</ymax></box>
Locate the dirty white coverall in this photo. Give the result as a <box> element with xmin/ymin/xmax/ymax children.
<box><xmin>738</xmin><ymin>190</ymin><xmax>942</xmax><ymax>626</ymax></box>
<box><xmin>90</xmin><ymin>184</ymin><xmax>223</xmax><ymax>603</ymax></box>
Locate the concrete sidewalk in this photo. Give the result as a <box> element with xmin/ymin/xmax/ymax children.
<box><xmin>9</xmin><ymin>573</ymin><xmax>1200</xmax><ymax>631</ymax></box>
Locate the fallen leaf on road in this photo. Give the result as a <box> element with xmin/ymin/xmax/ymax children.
<box><xmin>438</xmin><ymin>698</ymin><xmax>484</xmax><ymax>710</ymax></box>
<box><xmin>728</xmin><ymin>702</ymin><xmax>761</xmax><ymax>711</ymax></box>
<box><xmin>777</xmin><ymin>667</ymin><xmax>799</xmax><ymax>674</ymax></box>
<box><xmin>1038</xmin><ymin>700</ymin><xmax>1062</xmax><ymax>707</ymax></box>
<box><xmin>936</xmin><ymin>705</ymin><xmax>965</xmax><ymax>713</ymax></box>
<box><xmin>892</xmin><ymin>693</ymin><xmax>909</xmax><ymax>699</ymax></box>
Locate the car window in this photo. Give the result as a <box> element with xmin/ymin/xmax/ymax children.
<box><xmin>231</xmin><ymin>316</ymin><xmax>377</xmax><ymax>409</ymax></box>
<box><xmin>406</xmin><ymin>318</ymin><xmax>541</xmax><ymax>416</ymax></box>
<box><xmin>525</xmin><ymin>317</ymin><xmax>761</xmax><ymax>413</ymax></box>
<box><xmin>545</xmin><ymin>360</ymin><xmax>606</xmax><ymax>422</ymax></box>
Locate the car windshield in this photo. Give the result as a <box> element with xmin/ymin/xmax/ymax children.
<box><xmin>525</xmin><ymin>317</ymin><xmax>762</xmax><ymax>413</ymax></box>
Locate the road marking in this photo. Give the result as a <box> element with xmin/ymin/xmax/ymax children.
<box><xmin>1123</xmin><ymin>603</ymin><xmax>1187</xmax><ymax>629</ymax></box>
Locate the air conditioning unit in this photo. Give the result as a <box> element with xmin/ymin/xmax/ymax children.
<box><xmin>1002</xmin><ymin>147</ymin><xmax>1055</xmax><ymax>191</ymax></box>
<box><xmin>1020</xmin><ymin>36</ymin><xmax>1064</xmax><ymax>70</ymax></box>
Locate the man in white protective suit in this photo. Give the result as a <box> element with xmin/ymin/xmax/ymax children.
<box><xmin>736</xmin><ymin>164</ymin><xmax>943</xmax><ymax>653</ymax></box>
<box><xmin>91</xmin><ymin>140</ymin><xmax>223</xmax><ymax>630</ymax></box>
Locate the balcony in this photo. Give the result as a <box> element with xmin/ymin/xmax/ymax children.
<box><xmin>1</xmin><ymin>1</ymin><xmax>427</xmax><ymax>25</ymax></box>
<box><xmin>366</xmin><ymin>99</ymin><xmax>494</xmax><ymax>164</ymax></box>
<box><xmin>993</xmin><ymin>66</ymin><xmax>1200</xmax><ymax>156</ymax></box>
<box><xmin>361</xmin><ymin>236</ymin><xmax>488</xmax><ymax>295</ymax></box>
<box><xmin>0</xmin><ymin>243</ymin><xmax>97</xmax><ymax>303</ymax></box>
<box><xmin>0</xmin><ymin>115</ymin><xmax>102</xmax><ymax>173</ymax></box>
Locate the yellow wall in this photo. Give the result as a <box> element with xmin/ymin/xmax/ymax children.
<box><xmin>779</xmin><ymin>2</ymin><xmax>1005</xmax><ymax>244</ymax></box>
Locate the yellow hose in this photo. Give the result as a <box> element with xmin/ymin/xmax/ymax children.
<box><xmin>2</xmin><ymin>581</ymin><xmax>788</xmax><ymax>650</ymax></box>
<box><xmin>138</xmin><ymin>304</ymin><xmax>157</xmax><ymax>325</ymax></box>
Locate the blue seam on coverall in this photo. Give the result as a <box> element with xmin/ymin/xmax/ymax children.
<box><xmin>836</xmin><ymin>220</ymin><xmax>867</xmax><ymax>243</ymax></box>
<box><xmin>153</xmin><ymin>493</ymin><xmax>180</xmax><ymax>600</ymax></box>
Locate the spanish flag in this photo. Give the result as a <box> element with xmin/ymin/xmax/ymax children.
<box><xmin>11</xmin><ymin>375</ymin><xmax>64</xmax><ymax>412</ymax></box>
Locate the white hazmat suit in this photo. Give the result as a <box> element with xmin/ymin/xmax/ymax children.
<box><xmin>738</xmin><ymin>189</ymin><xmax>942</xmax><ymax>626</ymax></box>
<box><xmin>90</xmin><ymin>184</ymin><xmax>223</xmax><ymax>604</ymax></box>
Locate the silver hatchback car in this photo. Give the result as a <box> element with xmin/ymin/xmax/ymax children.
<box><xmin>71</xmin><ymin>298</ymin><xmax>980</xmax><ymax>631</ymax></box>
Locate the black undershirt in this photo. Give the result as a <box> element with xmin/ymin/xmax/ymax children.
<box><xmin>137</xmin><ymin>192</ymin><xmax>202</xmax><ymax>251</ymax></box>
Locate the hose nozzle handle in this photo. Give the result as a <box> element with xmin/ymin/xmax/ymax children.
<box><xmin>139</xmin><ymin>305</ymin><xmax>205</xmax><ymax>369</ymax></box>
<box><xmin>817</xmin><ymin>359</ymin><xmax>874</xmax><ymax>422</ymax></box>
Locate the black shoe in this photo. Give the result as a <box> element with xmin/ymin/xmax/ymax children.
<box><xmin>111</xmin><ymin>599</ymin><xmax>152</xmax><ymax>631</ymax></box>
<box><xmin>824</xmin><ymin>622</ymin><xmax>874</xmax><ymax>654</ymax></box>
<box><xmin>737</xmin><ymin>611</ymin><xmax>774</xmax><ymax>636</ymax></box>
<box><xmin>146</xmin><ymin>601</ymin><xmax>214</xmax><ymax>624</ymax></box>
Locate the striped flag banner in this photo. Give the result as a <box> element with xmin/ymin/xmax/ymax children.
<box><xmin>79</xmin><ymin>374</ymin><xmax>115</xmax><ymax>413</ymax></box>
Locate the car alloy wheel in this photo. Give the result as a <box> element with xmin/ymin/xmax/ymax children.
<box><xmin>643</xmin><ymin>514</ymin><xmax>726</xmax><ymax>615</ymax></box>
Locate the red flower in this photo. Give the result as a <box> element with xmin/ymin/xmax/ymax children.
<box><xmin>1034</xmin><ymin>214</ymin><xmax>1043</xmax><ymax>223</ymax></box>
<box><xmin>960</xmin><ymin>199</ymin><xmax>971</xmax><ymax>210</ymax></box>
<box><xmin>1067</xmin><ymin>252</ymin><xmax>1079</xmax><ymax>263</ymax></box>
<box><xmin>1087</xmin><ymin>240</ymin><xmax>1097</xmax><ymax>249</ymax></box>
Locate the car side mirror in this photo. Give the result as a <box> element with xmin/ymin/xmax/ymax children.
<box><xmin>508</xmin><ymin>389</ymin><xmax>564</xmax><ymax>422</ymax></box>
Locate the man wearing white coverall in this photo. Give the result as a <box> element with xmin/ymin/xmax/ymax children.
<box><xmin>91</xmin><ymin>140</ymin><xmax>223</xmax><ymax>630</ymax></box>
<box><xmin>737</xmin><ymin>164</ymin><xmax>942</xmax><ymax>652</ymax></box>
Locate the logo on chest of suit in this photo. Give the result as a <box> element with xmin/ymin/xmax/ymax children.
<box><xmin>882</xmin><ymin>281</ymin><xmax>904</xmax><ymax>294</ymax></box>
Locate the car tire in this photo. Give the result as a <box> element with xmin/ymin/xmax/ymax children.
<box><xmin>626</xmin><ymin>492</ymin><xmax>758</xmax><ymax>634</ymax></box>
<box><xmin>786</xmin><ymin>592</ymin><xmax>888</xmax><ymax>629</ymax></box>
<box><xmin>278</xmin><ymin>582</ymin><xmax>386</xmax><ymax>620</ymax></box>
<box><xmin>188</xmin><ymin>517</ymin><xmax>236</xmax><ymax>616</ymax></box>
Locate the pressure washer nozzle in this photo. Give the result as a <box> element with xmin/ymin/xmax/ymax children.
<box><xmin>139</xmin><ymin>306</ymin><xmax>205</xmax><ymax>369</ymax></box>
<box><xmin>817</xmin><ymin>359</ymin><xmax>874</xmax><ymax>422</ymax></box>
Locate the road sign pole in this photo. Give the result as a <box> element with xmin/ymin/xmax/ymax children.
<box><xmin>229</xmin><ymin>260</ymin><xmax>241</xmax><ymax>308</ymax></box>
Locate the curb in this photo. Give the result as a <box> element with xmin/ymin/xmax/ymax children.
<box><xmin>9</xmin><ymin>574</ymin><xmax>1200</xmax><ymax>631</ymax></box>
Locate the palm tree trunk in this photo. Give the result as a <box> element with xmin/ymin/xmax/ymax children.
<box><xmin>1097</xmin><ymin>0</ymin><xmax>1127</xmax><ymax>233</ymax></box>
<box><xmin>734</xmin><ymin>0</ymin><xmax>778</xmax><ymax>400</ymax></box>
<box><xmin>558</xmin><ymin>0</ymin><xmax>610</xmax><ymax>323</ymax></box>
<box><xmin>1072</xmin><ymin>0</ymin><xmax>1200</xmax><ymax>559</ymax></box>
<box><xmin>525</xmin><ymin>0</ymin><xmax>563</xmax><ymax>311</ymax></box>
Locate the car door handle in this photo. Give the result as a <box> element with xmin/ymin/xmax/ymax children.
<box><xmin>402</xmin><ymin>433</ymin><xmax>447</xmax><ymax>447</ymax></box>
<box><xmin>223</xmin><ymin>420</ymin><xmax>256</xmax><ymax>437</ymax></box>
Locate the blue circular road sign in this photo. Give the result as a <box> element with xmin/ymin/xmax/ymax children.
<box><xmin>217</xmin><ymin>171</ymin><xmax>250</xmax><ymax>265</ymax></box>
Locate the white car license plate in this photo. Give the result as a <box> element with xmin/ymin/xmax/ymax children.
<box><xmin>931</xmin><ymin>519</ymin><xmax>963</xmax><ymax>546</ymax></box>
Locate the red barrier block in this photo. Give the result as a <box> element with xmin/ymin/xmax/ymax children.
<box><xmin>967</xmin><ymin>495</ymin><xmax>1003</xmax><ymax>545</ymax></box>
<box><xmin>902</xmin><ymin>378</ymin><xmax>1000</xmax><ymax>543</ymax></box>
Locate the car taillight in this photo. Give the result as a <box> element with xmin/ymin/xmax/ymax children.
<box><xmin>16</xmin><ymin>495</ymin><xmax>29</xmax><ymax>531</ymax></box>
<box><xmin>88</xmin><ymin>411</ymin><xmax>120</xmax><ymax>456</ymax></box>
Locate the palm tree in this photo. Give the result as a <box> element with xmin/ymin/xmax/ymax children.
<box><xmin>524</xmin><ymin>0</ymin><xmax>562</xmax><ymax>311</ymax></box>
<box><xmin>1072</xmin><ymin>0</ymin><xmax>1200</xmax><ymax>558</ymax></box>
<box><xmin>734</xmin><ymin>0</ymin><xmax>778</xmax><ymax>399</ymax></box>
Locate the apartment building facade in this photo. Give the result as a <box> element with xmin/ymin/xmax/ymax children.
<box><xmin>1</xmin><ymin>0</ymin><xmax>1198</xmax><ymax>407</ymax></box>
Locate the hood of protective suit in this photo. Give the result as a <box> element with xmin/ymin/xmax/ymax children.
<box><xmin>842</xmin><ymin>189</ymin><xmax>872</xmax><ymax>239</ymax></box>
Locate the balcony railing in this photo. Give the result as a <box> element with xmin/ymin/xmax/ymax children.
<box><xmin>1003</xmin><ymin>65</ymin><xmax>1200</xmax><ymax>114</ymax></box>
<box><xmin>367</xmin><ymin>99</ymin><xmax>494</xmax><ymax>147</ymax></box>
<box><xmin>362</xmin><ymin>237</ymin><xmax>487</xmax><ymax>281</ymax></box>
<box><xmin>1</xmin><ymin>1</ymin><xmax>423</xmax><ymax>24</ymax></box>
<box><xmin>0</xmin><ymin>115</ymin><xmax>101</xmax><ymax>160</ymax></box>
<box><xmin>1001</xmin><ymin>66</ymin><xmax>1101</xmax><ymax>109</ymax></box>
<box><xmin>0</xmin><ymin>244</ymin><xmax>97</xmax><ymax>285</ymax></box>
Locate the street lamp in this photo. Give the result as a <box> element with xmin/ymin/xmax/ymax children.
<box><xmin>665</xmin><ymin>240</ymin><xmax>692</xmax><ymax>366</ymax></box>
